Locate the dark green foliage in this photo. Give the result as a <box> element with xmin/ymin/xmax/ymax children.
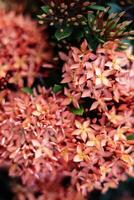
<box><xmin>38</xmin><ymin>0</ymin><xmax>134</xmax><ymax>51</ymax></box>
<box><xmin>52</xmin><ymin>84</ymin><xmax>63</xmax><ymax>93</ymax></box>
<box><xmin>22</xmin><ymin>87</ymin><xmax>33</xmax><ymax>95</ymax></box>
<box><xmin>70</xmin><ymin>105</ymin><xmax>84</xmax><ymax>116</ymax></box>
<box><xmin>55</xmin><ymin>26</ymin><xmax>73</xmax><ymax>41</ymax></box>
<box><xmin>127</xmin><ymin>134</ymin><xmax>134</xmax><ymax>140</ymax></box>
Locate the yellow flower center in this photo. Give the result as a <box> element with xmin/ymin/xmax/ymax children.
<box><xmin>98</xmin><ymin>74</ymin><xmax>105</xmax><ymax>81</ymax></box>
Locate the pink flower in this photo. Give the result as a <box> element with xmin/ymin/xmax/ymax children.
<box><xmin>31</xmin><ymin>139</ymin><xmax>54</xmax><ymax>160</ymax></box>
<box><xmin>109</xmin><ymin>126</ymin><xmax>127</xmax><ymax>141</ymax></box>
<box><xmin>71</xmin><ymin>40</ymin><xmax>96</xmax><ymax>63</ymax></box>
<box><xmin>61</xmin><ymin>40</ymin><xmax>134</xmax><ymax>109</ymax></box>
<box><xmin>0</xmin><ymin>88</ymin><xmax>76</xmax><ymax>189</ymax></box>
<box><xmin>0</xmin><ymin>37</ymin><xmax>134</xmax><ymax>198</ymax></box>
<box><xmin>86</xmin><ymin>135</ymin><xmax>103</xmax><ymax>150</ymax></box>
<box><xmin>106</xmin><ymin>107</ymin><xmax>124</xmax><ymax>125</ymax></box>
<box><xmin>94</xmin><ymin>67</ymin><xmax>112</xmax><ymax>87</ymax></box>
<box><xmin>73</xmin><ymin>145</ymin><xmax>89</xmax><ymax>162</ymax></box>
<box><xmin>73</xmin><ymin>120</ymin><xmax>93</xmax><ymax>142</ymax></box>
<box><xmin>62</xmin><ymin>88</ymin><xmax>81</xmax><ymax>108</ymax></box>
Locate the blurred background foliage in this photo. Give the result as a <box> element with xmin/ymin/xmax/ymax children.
<box><xmin>0</xmin><ymin>0</ymin><xmax>133</xmax><ymax>200</ymax></box>
<box><xmin>36</xmin><ymin>0</ymin><xmax>134</xmax><ymax>52</ymax></box>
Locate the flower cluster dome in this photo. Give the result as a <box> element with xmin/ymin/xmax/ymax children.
<box><xmin>61</xmin><ymin>40</ymin><xmax>134</xmax><ymax>109</ymax></box>
<box><xmin>0</xmin><ymin>9</ymin><xmax>52</xmax><ymax>87</ymax></box>
<box><xmin>0</xmin><ymin>85</ymin><xmax>134</xmax><ymax>197</ymax></box>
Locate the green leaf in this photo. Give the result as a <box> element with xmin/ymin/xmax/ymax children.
<box><xmin>121</xmin><ymin>39</ymin><xmax>134</xmax><ymax>46</ymax></box>
<box><xmin>52</xmin><ymin>84</ymin><xmax>63</xmax><ymax>93</ymax></box>
<box><xmin>127</xmin><ymin>134</ymin><xmax>134</xmax><ymax>140</ymax></box>
<box><xmin>55</xmin><ymin>26</ymin><xmax>73</xmax><ymax>41</ymax></box>
<box><xmin>84</xmin><ymin>27</ymin><xmax>99</xmax><ymax>51</ymax></box>
<box><xmin>107</xmin><ymin>3</ymin><xmax>122</xmax><ymax>14</ymax></box>
<box><xmin>107</xmin><ymin>22</ymin><xmax>117</xmax><ymax>31</ymax></box>
<box><xmin>88</xmin><ymin>4</ymin><xmax>105</xmax><ymax>11</ymax></box>
<box><xmin>41</xmin><ymin>5</ymin><xmax>50</xmax><ymax>14</ymax></box>
<box><xmin>94</xmin><ymin>35</ymin><xmax>105</xmax><ymax>43</ymax></box>
<box><xmin>22</xmin><ymin>87</ymin><xmax>33</xmax><ymax>95</ymax></box>
<box><xmin>70</xmin><ymin>105</ymin><xmax>84</xmax><ymax>116</ymax></box>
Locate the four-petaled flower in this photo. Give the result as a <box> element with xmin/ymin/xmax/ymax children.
<box><xmin>106</xmin><ymin>107</ymin><xmax>123</xmax><ymax>125</ymax></box>
<box><xmin>32</xmin><ymin>139</ymin><xmax>54</xmax><ymax>159</ymax></box>
<box><xmin>73</xmin><ymin>145</ymin><xmax>89</xmax><ymax>162</ymax></box>
<box><xmin>113</xmin><ymin>126</ymin><xmax>127</xmax><ymax>141</ymax></box>
<box><xmin>73</xmin><ymin>120</ymin><xmax>93</xmax><ymax>142</ymax></box>
<box><xmin>94</xmin><ymin>67</ymin><xmax>112</xmax><ymax>87</ymax></box>
<box><xmin>86</xmin><ymin>135</ymin><xmax>105</xmax><ymax>150</ymax></box>
<box><xmin>62</xmin><ymin>88</ymin><xmax>81</xmax><ymax>108</ymax></box>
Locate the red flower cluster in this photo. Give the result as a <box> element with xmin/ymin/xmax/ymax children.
<box><xmin>61</xmin><ymin>40</ymin><xmax>134</xmax><ymax>194</ymax></box>
<box><xmin>0</xmin><ymin>9</ymin><xmax>52</xmax><ymax>87</ymax></box>
<box><xmin>0</xmin><ymin>88</ymin><xmax>76</xmax><ymax>197</ymax></box>
<box><xmin>61</xmin><ymin>40</ymin><xmax>134</xmax><ymax>109</ymax></box>
<box><xmin>0</xmin><ymin>86</ymin><xmax>134</xmax><ymax>198</ymax></box>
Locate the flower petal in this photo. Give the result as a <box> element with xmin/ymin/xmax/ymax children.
<box><xmin>73</xmin><ymin>154</ymin><xmax>83</xmax><ymax>162</ymax></box>
<box><xmin>75</xmin><ymin>120</ymin><xmax>82</xmax><ymax>129</ymax></box>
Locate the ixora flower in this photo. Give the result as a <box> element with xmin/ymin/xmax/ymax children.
<box><xmin>72</xmin><ymin>115</ymin><xmax>134</xmax><ymax>195</ymax></box>
<box><xmin>0</xmin><ymin>9</ymin><xmax>52</xmax><ymax>87</ymax></box>
<box><xmin>61</xmin><ymin>40</ymin><xmax>134</xmax><ymax>109</ymax></box>
<box><xmin>58</xmin><ymin>39</ymin><xmax>134</xmax><ymax>196</ymax></box>
<box><xmin>0</xmin><ymin>88</ymin><xmax>77</xmax><ymax>193</ymax></box>
<box><xmin>0</xmin><ymin>87</ymin><xmax>134</xmax><ymax>197</ymax></box>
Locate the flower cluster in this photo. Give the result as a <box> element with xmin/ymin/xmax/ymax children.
<box><xmin>60</xmin><ymin>40</ymin><xmax>134</xmax><ymax>195</ymax></box>
<box><xmin>0</xmin><ymin>2</ymin><xmax>134</xmax><ymax>200</ymax></box>
<box><xmin>0</xmin><ymin>88</ymin><xmax>76</xmax><ymax>195</ymax></box>
<box><xmin>61</xmin><ymin>40</ymin><xmax>134</xmax><ymax>109</ymax></box>
<box><xmin>71</xmin><ymin>116</ymin><xmax>134</xmax><ymax>194</ymax></box>
<box><xmin>0</xmin><ymin>86</ymin><xmax>134</xmax><ymax>198</ymax></box>
<box><xmin>0</xmin><ymin>9</ymin><xmax>52</xmax><ymax>88</ymax></box>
